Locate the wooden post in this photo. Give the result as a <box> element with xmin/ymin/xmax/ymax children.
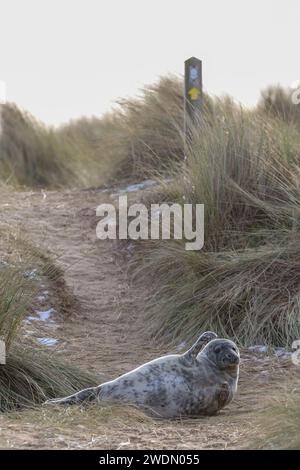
<box><xmin>184</xmin><ymin>57</ymin><xmax>203</xmax><ymax>151</ymax></box>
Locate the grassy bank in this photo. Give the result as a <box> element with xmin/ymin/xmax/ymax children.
<box><xmin>0</xmin><ymin>234</ymin><xmax>96</xmax><ymax>411</ymax></box>
<box><xmin>0</xmin><ymin>76</ymin><xmax>188</xmax><ymax>188</ymax></box>
<box><xmin>1</xmin><ymin>77</ymin><xmax>299</xmax><ymax>348</ymax></box>
<box><xmin>130</xmin><ymin>92</ymin><xmax>300</xmax><ymax>347</ymax></box>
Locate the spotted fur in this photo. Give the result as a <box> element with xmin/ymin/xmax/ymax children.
<box><xmin>45</xmin><ymin>332</ymin><xmax>240</xmax><ymax>418</ymax></box>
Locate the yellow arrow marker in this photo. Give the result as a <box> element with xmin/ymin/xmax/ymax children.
<box><xmin>188</xmin><ymin>87</ymin><xmax>200</xmax><ymax>101</ymax></box>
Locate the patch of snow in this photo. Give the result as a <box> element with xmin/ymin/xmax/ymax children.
<box><xmin>123</xmin><ymin>180</ymin><xmax>156</xmax><ymax>193</ymax></box>
<box><xmin>248</xmin><ymin>345</ymin><xmax>268</xmax><ymax>354</ymax></box>
<box><xmin>25</xmin><ymin>268</ymin><xmax>39</xmax><ymax>280</ymax></box>
<box><xmin>112</xmin><ymin>179</ymin><xmax>157</xmax><ymax>196</ymax></box>
<box><xmin>247</xmin><ymin>344</ymin><xmax>292</xmax><ymax>359</ymax></box>
<box><xmin>36</xmin><ymin>290</ymin><xmax>49</xmax><ymax>303</ymax></box>
<box><xmin>26</xmin><ymin>308</ymin><xmax>56</xmax><ymax>323</ymax></box>
<box><xmin>274</xmin><ymin>347</ymin><xmax>292</xmax><ymax>359</ymax></box>
<box><xmin>96</xmin><ymin>178</ymin><xmax>162</xmax><ymax>195</ymax></box>
<box><xmin>26</xmin><ymin>316</ymin><xmax>38</xmax><ymax>323</ymax></box>
<box><xmin>37</xmin><ymin>337</ymin><xmax>58</xmax><ymax>347</ymax></box>
<box><xmin>36</xmin><ymin>308</ymin><xmax>56</xmax><ymax>321</ymax></box>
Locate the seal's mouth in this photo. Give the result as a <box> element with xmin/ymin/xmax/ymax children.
<box><xmin>222</xmin><ymin>352</ymin><xmax>240</xmax><ymax>367</ymax></box>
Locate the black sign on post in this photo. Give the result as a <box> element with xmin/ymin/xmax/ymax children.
<box><xmin>184</xmin><ymin>57</ymin><xmax>203</xmax><ymax>151</ymax></box>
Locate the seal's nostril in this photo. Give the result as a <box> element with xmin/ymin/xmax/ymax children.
<box><xmin>226</xmin><ymin>352</ymin><xmax>239</xmax><ymax>363</ymax></box>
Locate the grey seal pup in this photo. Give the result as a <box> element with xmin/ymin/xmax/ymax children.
<box><xmin>45</xmin><ymin>331</ymin><xmax>240</xmax><ymax>418</ymax></box>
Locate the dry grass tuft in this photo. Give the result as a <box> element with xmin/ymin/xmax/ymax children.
<box><xmin>0</xmin><ymin>347</ymin><xmax>96</xmax><ymax>411</ymax></box>
<box><xmin>246</xmin><ymin>388</ymin><xmax>300</xmax><ymax>449</ymax></box>
<box><xmin>0</xmin><ymin>233</ymin><xmax>96</xmax><ymax>411</ymax></box>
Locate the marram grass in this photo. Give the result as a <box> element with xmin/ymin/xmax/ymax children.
<box><xmin>131</xmin><ymin>97</ymin><xmax>300</xmax><ymax>348</ymax></box>
<box><xmin>0</xmin><ymin>236</ymin><xmax>96</xmax><ymax>411</ymax></box>
<box><xmin>0</xmin><ymin>346</ymin><xmax>96</xmax><ymax>412</ymax></box>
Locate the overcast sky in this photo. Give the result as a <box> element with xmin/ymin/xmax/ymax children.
<box><xmin>0</xmin><ymin>0</ymin><xmax>299</xmax><ymax>126</ymax></box>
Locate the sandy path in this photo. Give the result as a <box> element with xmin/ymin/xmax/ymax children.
<box><xmin>0</xmin><ymin>189</ymin><xmax>299</xmax><ymax>449</ymax></box>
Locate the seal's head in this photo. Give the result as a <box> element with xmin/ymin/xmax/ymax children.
<box><xmin>201</xmin><ymin>338</ymin><xmax>240</xmax><ymax>370</ymax></box>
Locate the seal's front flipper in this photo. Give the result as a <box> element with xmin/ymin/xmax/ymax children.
<box><xmin>216</xmin><ymin>382</ymin><xmax>231</xmax><ymax>409</ymax></box>
<box><xmin>182</xmin><ymin>331</ymin><xmax>218</xmax><ymax>364</ymax></box>
<box><xmin>44</xmin><ymin>386</ymin><xmax>99</xmax><ymax>406</ymax></box>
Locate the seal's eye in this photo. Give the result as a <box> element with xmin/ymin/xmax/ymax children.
<box><xmin>214</xmin><ymin>346</ymin><xmax>221</xmax><ymax>354</ymax></box>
